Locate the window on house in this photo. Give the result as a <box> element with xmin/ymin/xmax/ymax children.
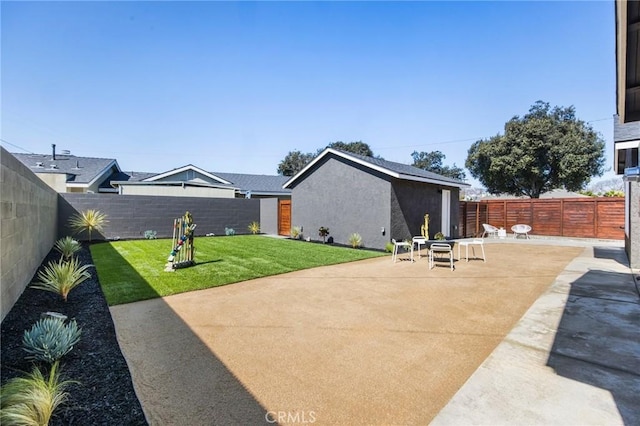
<box><xmin>617</xmin><ymin>147</ymin><xmax>639</xmax><ymax>174</ymax></box>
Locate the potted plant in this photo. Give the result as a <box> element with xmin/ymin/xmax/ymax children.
<box><xmin>318</xmin><ymin>226</ymin><xmax>330</xmax><ymax>243</ymax></box>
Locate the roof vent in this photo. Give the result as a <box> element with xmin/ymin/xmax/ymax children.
<box><xmin>35</xmin><ymin>162</ymin><xmax>44</xmax><ymax>168</ymax></box>
<box><xmin>49</xmin><ymin>164</ymin><xmax>58</xmax><ymax>170</ymax></box>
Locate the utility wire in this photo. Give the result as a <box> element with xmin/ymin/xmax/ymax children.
<box><xmin>0</xmin><ymin>138</ymin><xmax>35</xmax><ymax>154</ymax></box>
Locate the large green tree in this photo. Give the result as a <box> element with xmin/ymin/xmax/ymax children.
<box><xmin>277</xmin><ymin>141</ymin><xmax>377</xmax><ymax>176</ymax></box>
<box><xmin>276</xmin><ymin>150</ymin><xmax>316</xmax><ymax>177</ymax></box>
<box><xmin>325</xmin><ymin>141</ymin><xmax>374</xmax><ymax>157</ymax></box>
<box><xmin>465</xmin><ymin>101</ymin><xmax>606</xmax><ymax>198</ymax></box>
<box><xmin>411</xmin><ymin>150</ymin><xmax>466</xmax><ymax>181</ymax></box>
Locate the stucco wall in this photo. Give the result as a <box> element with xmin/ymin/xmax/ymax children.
<box><xmin>1</xmin><ymin>148</ymin><xmax>58</xmax><ymax>322</ymax></box>
<box><xmin>290</xmin><ymin>155</ymin><xmax>392</xmax><ymax>250</ymax></box>
<box><xmin>58</xmin><ymin>193</ymin><xmax>259</xmax><ymax>240</ymax></box>
<box><xmin>119</xmin><ymin>184</ymin><xmax>235</xmax><ymax>198</ymax></box>
<box><xmin>34</xmin><ymin>172</ymin><xmax>69</xmax><ymax>193</ymax></box>
<box><xmin>390</xmin><ymin>180</ymin><xmax>461</xmax><ymax>241</ymax></box>
<box><xmin>625</xmin><ymin>180</ymin><xmax>640</xmax><ymax>268</ymax></box>
<box><xmin>259</xmin><ymin>198</ymin><xmax>278</xmax><ymax>235</ymax></box>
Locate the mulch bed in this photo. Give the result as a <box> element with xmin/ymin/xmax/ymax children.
<box><xmin>1</xmin><ymin>244</ymin><xmax>147</xmax><ymax>425</ymax></box>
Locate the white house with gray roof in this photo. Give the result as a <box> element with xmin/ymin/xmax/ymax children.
<box><xmin>111</xmin><ymin>164</ymin><xmax>291</xmax><ymax>199</ymax></box>
<box><xmin>11</xmin><ymin>150</ymin><xmax>121</xmax><ymax>194</ymax></box>
<box><xmin>12</xmin><ymin>152</ymin><xmax>291</xmax><ymax>201</ymax></box>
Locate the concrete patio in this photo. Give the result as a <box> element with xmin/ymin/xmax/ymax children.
<box><xmin>109</xmin><ymin>238</ymin><xmax>639</xmax><ymax>425</ymax></box>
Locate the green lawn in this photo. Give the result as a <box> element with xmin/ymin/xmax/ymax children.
<box><xmin>90</xmin><ymin>235</ymin><xmax>386</xmax><ymax>305</ymax></box>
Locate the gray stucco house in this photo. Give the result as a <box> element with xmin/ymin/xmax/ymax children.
<box><xmin>283</xmin><ymin>148</ymin><xmax>469</xmax><ymax>250</ymax></box>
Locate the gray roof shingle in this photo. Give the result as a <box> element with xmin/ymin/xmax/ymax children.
<box><xmin>213</xmin><ymin>172</ymin><xmax>290</xmax><ymax>194</ymax></box>
<box><xmin>343</xmin><ymin>151</ymin><xmax>467</xmax><ymax>186</ymax></box>
<box><xmin>11</xmin><ymin>153</ymin><xmax>118</xmax><ymax>184</ymax></box>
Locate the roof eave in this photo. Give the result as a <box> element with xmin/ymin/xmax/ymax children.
<box><xmin>143</xmin><ymin>164</ymin><xmax>232</xmax><ymax>184</ymax></box>
<box><xmin>113</xmin><ymin>180</ymin><xmax>238</xmax><ymax>190</ymax></box>
<box><xmin>397</xmin><ymin>173</ymin><xmax>470</xmax><ymax>188</ymax></box>
<box><xmin>83</xmin><ymin>160</ymin><xmax>121</xmax><ymax>187</ymax></box>
<box><xmin>283</xmin><ymin>148</ymin><xmax>469</xmax><ymax>189</ymax></box>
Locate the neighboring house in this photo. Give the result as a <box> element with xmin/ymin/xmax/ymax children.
<box><xmin>283</xmin><ymin>148</ymin><xmax>469</xmax><ymax>250</ymax></box>
<box><xmin>11</xmin><ymin>148</ymin><xmax>120</xmax><ymax>194</ymax></box>
<box><xmin>111</xmin><ymin>164</ymin><xmax>291</xmax><ymax>200</ymax></box>
<box><xmin>615</xmin><ymin>0</ymin><xmax>640</xmax><ymax>268</ymax></box>
<box><xmin>13</xmin><ymin>151</ymin><xmax>292</xmax><ymax>201</ymax></box>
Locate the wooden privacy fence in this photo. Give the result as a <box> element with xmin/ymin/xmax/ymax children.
<box><xmin>459</xmin><ymin>198</ymin><xmax>625</xmax><ymax>240</ymax></box>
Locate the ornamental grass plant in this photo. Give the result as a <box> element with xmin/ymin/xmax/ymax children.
<box><xmin>32</xmin><ymin>258</ymin><xmax>93</xmax><ymax>302</ymax></box>
<box><xmin>54</xmin><ymin>236</ymin><xmax>80</xmax><ymax>261</ymax></box>
<box><xmin>0</xmin><ymin>361</ymin><xmax>74</xmax><ymax>426</ymax></box>
<box><xmin>68</xmin><ymin>209</ymin><xmax>108</xmax><ymax>242</ymax></box>
<box><xmin>348</xmin><ymin>233</ymin><xmax>363</xmax><ymax>248</ymax></box>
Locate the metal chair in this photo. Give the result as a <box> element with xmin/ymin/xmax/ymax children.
<box><xmin>511</xmin><ymin>224</ymin><xmax>532</xmax><ymax>239</ymax></box>
<box><xmin>482</xmin><ymin>224</ymin><xmax>500</xmax><ymax>238</ymax></box>
<box><xmin>457</xmin><ymin>238</ymin><xmax>486</xmax><ymax>262</ymax></box>
<box><xmin>391</xmin><ymin>238</ymin><xmax>412</xmax><ymax>263</ymax></box>
<box><xmin>429</xmin><ymin>242</ymin><xmax>454</xmax><ymax>270</ymax></box>
<box><xmin>412</xmin><ymin>236</ymin><xmax>427</xmax><ymax>259</ymax></box>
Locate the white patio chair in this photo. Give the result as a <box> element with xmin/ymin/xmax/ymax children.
<box><xmin>429</xmin><ymin>242</ymin><xmax>454</xmax><ymax>270</ymax></box>
<box><xmin>412</xmin><ymin>236</ymin><xmax>427</xmax><ymax>259</ymax></box>
<box><xmin>481</xmin><ymin>223</ymin><xmax>500</xmax><ymax>238</ymax></box>
<box><xmin>457</xmin><ymin>238</ymin><xmax>486</xmax><ymax>262</ymax></box>
<box><xmin>391</xmin><ymin>238</ymin><xmax>412</xmax><ymax>263</ymax></box>
<box><xmin>511</xmin><ymin>224</ymin><xmax>532</xmax><ymax>239</ymax></box>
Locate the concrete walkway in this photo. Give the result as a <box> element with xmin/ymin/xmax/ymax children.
<box><xmin>110</xmin><ymin>238</ymin><xmax>640</xmax><ymax>425</ymax></box>
<box><xmin>432</xmin><ymin>239</ymin><xmax>640</xmax><ymax>425</ymax></box>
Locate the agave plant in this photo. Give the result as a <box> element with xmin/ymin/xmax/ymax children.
<box><xmin>23</xmin><ymin>317</ymin><xmax>82</xmax><ymax>363</ymax></box>
<box><xmin>0</xmin><ymin>361</ymin><xmax>75</xmax><ymax>426</ymax></box>
<box><xmin>32</xmin><ymin>258</ymin><xmax>93</xmax><ymax>302</ymax></box>
<box><xmin>68</xmin><ymin>209</ymin><xmax>108</xmax><ymax>242</ymax></box>
<box><xmin>54</xmin><ymin>236</ymin><xmax>80</xmax><ymax>261</ymax></box>
<box><xmin>247</xmin><ymin>221</ymin><xmax>260</xmax><ymax>235</ymax></box>
<box><xmin>348</xmin><ymin>233</ymin><xmax>363</xmax><ymax>249</ymax></box>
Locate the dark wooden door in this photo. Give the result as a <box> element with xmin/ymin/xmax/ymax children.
<box><xmin>278</xmin><ymin>200</ymin><xmax>291</xmax><ymax>236</ymax></box>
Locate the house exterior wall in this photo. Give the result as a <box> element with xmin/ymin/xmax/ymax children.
<box><xmin>617</xmin><ymin>117</ymin><xmax>640</xmax><ymax>267</ymax></box>
<box><xmin>153</xmin><ymin>170</ymin><xmax>220</xmax><ymax>184</ymax></box>
<box><xmin>1</xmin><ymin>148</ymin><xmax>58</xmax><ymax>321</ymax></box>
<box><xmin>625</xmin><ymin>180</ymin><xmax>640</xmax><ymax>268</ymax></box>
<box><xmin>290</xmin><ymin>155</ymin><xmax>391</xmax><ymax>250</ymax></box>
<box><xmin>119</xmin><ymin>185</ymin><xmax>235</xmax><ymax>198</ymax></box>
<box><xmin>58</xmin><ymin>193</ymin><xmax>259</xmax><ymax>240</ymax></box>
<box><xmin>259</xmin><ymin>198</ymin><xmax>278</xmax><ymax>235</ymax></box>
<box><xmin>390</xmin><ymin>180</ymin><xmax>460</xmax><ymax>240</ymax></box>
<box><xmin>35</xmin><ymin>172</ymin><xmax>69</xmax><ymax>193</ymax></box>
<box><xmin>613</xmin><ymin>116</ymin><xmax>640</xmax><ymax>173</ymax></box>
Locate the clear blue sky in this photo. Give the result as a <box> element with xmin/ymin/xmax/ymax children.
<box><xmin>1</xmin><ymin>1</ymin><xmax>617</xmax><ymax>187</ymax></box>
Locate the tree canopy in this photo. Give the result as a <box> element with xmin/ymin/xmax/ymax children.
<box><xmin>411</xmin><ymin>150</ymin><xmax>466</xmax><ymax>181</ymax></box>
<box><xmin>276</xmin><ymin>150</ymin><xmax>316</xmax><ymax>177</ymax></box>
<box><xmin>465</xmin><ymin>101</ymin><xmax>606</xmax><ymax>198</ymax></box>
<box><xmin>277</xmin><ymin>141</ymin><xmax>376</xmax><ymax>176</ymax></box>
<box><xmin>326</xmin><ymin>141</ymin><xmax>374</xmax><ymax>157</ymax></box>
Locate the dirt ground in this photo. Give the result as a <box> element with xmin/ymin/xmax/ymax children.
<box><xmin>110</xmin><ymin>242</ymin><xmax>582</xmax><ymax>425</ymax></box>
